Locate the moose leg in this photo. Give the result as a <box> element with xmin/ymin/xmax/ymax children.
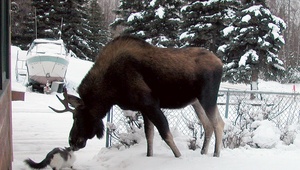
<box><xmin>208</xmin><ymin>106</ymin><xmax>224</xmax><ymax>157</ymax></box>
<box><xmin>142</xmin><ymin>114</ymin><xmax>154</xmax><ymax>156</ymax></box>
<box><xmin>191</xmin><ymin>100</ymin><xmax>214</xmax><ymax>155</ymax></box>
<box><xmin>141</xmin><ymin>107</ymin><xmax>181</xmax><ymax>158</ymax></box>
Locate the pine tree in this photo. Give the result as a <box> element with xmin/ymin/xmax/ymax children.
<box><xmin>62</xmin><ymin>0</ymin><xmax>91</xmax><ymax>60</ymax></box>
<box><xmin>20</xmin><ymin>11</ymin><xmax>36</xmax><ymax>49</ymax></box>
<box><xmin>142</xmin><ymin>0</ymin><xmax>182</xmax><ymax>47</ymax></box>
<box><xmin>88</xmin><ymin>0</ymin><xmax>111</xmax><ymax>61</ymax></box>
<box><xmin>11</xmin><ymin>1</ymin><xmax>35</xmax><ymax>49</ymax></box>
<box><xmin>180</xmin><ymin>0</ymin><xmax>240</xmax><ymax>51</ymax></box>
<box><xmin>32</xmin><ymin>0</ymin><xmax>58</xmax><ymax>38</ymax></box>
<box><xmin>111</xmin><ymin>0</ymin><xmax>182</xmax><ymax>47</ymax></box>
<box><xmin>218</xmin><ymin>1</ymin><xmax>286</xmax><ymax>85</ymax></box>
<box><xmin>110</xmin><ymin>0</ymin><xmax>147</xmax><ymax>35</ymax></box>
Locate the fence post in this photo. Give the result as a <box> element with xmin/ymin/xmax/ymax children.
<box><xmin>225</xmin><ymin>90</ymin><xmax>230</xmax><ymax>119</ymax></box>
<box><xmin>105</xmin><ymin>108</ymin><xmax>113</xmax><ymax>148</ymax></box>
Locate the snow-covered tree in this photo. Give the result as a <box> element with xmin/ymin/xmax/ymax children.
<box><xmin>111</xmin><ymin>0</ymin><xmax>182</xmax><ymax>47</ymax></box>
<box><xmin>218</xmin><ymin>1</ymin><xmax>286</xmax><ymax>85</ymax></box>
<box><xmin>87</xmin><ymin>0</ymin><xmax>111</xmax><ymax>61</ymax></box>
<box><xmin>141</xmin><ymin>0</ymin><xmax>182</xmax><ymax>47</ymax></box>
<box><xmin>31</xmin><ymin>0</ymin><xmax>105</xmax><ymax>60</ymax></box>
<box><xmin>110</xmin><ymin>0</ymin><xmax>147</xmax><ymax>35</ymax></box>
<box><xmin>180</xmin><ymin>0</ymin><xmax>240</xmax><ymax>51</ymax></box>
<box><xmin>11</xmin><ymin>1</ymin><xmax>35</xmax><ymax>49</ymax></box>
<box><xmin>62</xmin><ymin>0</ymin><xmax>91</xmax><ymax>60</ymax></box>
<box><xmin>32</xmin><ymin>0</ymin><xmax>58</xmax><ymax>38</ymax></box>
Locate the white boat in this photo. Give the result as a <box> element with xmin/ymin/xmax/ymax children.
<box><xmin>26</xmin><ymin>38</ymin><xmax>70</xmax><ymax>92</ymax></box>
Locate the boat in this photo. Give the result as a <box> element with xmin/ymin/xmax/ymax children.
<box><xmin>26</xmin><ymin>38</ymin><xmax>70</xmax><ymax>93</ymax></box>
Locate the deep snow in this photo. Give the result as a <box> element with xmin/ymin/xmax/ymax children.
<box><xmin>11</xmin><ymin>46</ymin><xmax>300</xmax><ymax>169</ymax></box>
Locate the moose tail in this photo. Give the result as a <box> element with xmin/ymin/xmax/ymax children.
<box><xmin>24</xmin><ymin>158</ymin><xmax>49</xmax><ymax>169</ymax></box>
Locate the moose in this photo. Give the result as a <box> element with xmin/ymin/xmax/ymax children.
<box><xmin>49</xmin><ymin>35</ymin><xmax>225</xmax><ymax>157</ymax></box>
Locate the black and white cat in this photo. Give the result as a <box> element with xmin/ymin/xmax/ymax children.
<box><xmin>24</xmin><ymin>147</ymin><xmax>76</xmax><ymax>170</ymax></box>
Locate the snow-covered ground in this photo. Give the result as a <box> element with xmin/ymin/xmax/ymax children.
<box><xmin>11</xmin><ymin>46</ymin><xmax>300</xmax><ymax>169</ymax></box>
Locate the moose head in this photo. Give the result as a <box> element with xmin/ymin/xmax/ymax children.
<box><xmin>49</xmin><ymin>88</ymin><xmax>104</xmax><ymax>151</ymax></box>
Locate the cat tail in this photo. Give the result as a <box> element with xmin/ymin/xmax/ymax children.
<box><xmin>24</xmin><ymin>158</ymin><xmax>49</xmax><ymax>169</ymax></box>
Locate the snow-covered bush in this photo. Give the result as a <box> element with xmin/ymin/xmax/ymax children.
<box><xmin>223</xmin><ymin>119</ymin><xmax>251</xmax><ymax>149</ymax></box>
<box><xmin>107</xmin><ymin>110</ymin><xmax>144</xmax><ymax>148</ymax></box>
<box><xmin>250</xmin><ymin>120</ymin><xmax>280</xmax><ymax>148</ymax></box>
<box><xmin>185</xmin><ymin>121</ymin><xmax>201</xmax><ymax>151</ymax></box>
<box><xmin>222</xmin><ymin>94</ymin><xmax>299</xmax><ymax>149</ymax></box>
<box><xmin>280</xmin><ymin>124</ymin><xmax>299</xmax><ymax>145</ymax></box>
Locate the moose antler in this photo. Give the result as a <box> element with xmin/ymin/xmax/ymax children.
<box><xmin>49</xmin><ymin>88</ymin><xmax>75</xmax><ymax>113</ymax></box>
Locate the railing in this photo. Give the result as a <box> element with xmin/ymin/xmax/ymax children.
<box><xmin>105</xmin><ymin>90</ymin><xmax>300</xmax><ymax>147</ymax></box>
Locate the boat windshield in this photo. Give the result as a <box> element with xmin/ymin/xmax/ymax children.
<box><xmin>30</xmin><ymin>42</ymin><xmax>68</xmax><ymax>55</ymax></box>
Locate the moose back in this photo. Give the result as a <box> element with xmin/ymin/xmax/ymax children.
<box><xmin>50</xmin><ymin>35</ymin><xmax>224</xmax><ymax>157</ymax></box>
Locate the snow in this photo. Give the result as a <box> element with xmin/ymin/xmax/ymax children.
<box><xmin>150</xmin><ymin>0</ymin><xmax>156</xmax><ymax>7</ymax></box>
<box><xmin>239</xmin><ymin>49</ymin><xmax>259</xmax><ymax>66</ymax></box>
<box><xmin>127</xmin><ymin>12</ymin><xmax>144</xmax><ymax>22</ymax></box>
<box><xmin>179</xmin><ymin>31</ymin><xmax>195</xmax><ymax>40</ymax></box>
<box><xmin>222</xmin><ymin>26</ymin><xmax>235</xmax><ymax>36</ymax></box>
<box><xmin>251</xmin><ymin>120</ymin><xmax>281</xmax><ymax>148</ymax></box>
<box><xmin>155</xmin><ymin>6</ymin><xmax>165</xmax><ymax>19</ymax></box>
<box><xmin>11</xmin><ymin>46</ymin><xmax>300</xmax><ymax>169</ymax></box>
<box><xmin>268</xmin><ymin>23</ymin><xmax>285</xmax><ymax>43</ymax></box>
<box><xmin>242</xmin><ymin>14</ymin><xmax>251</xmax><ymax>22</ymax></box>
<box><xmin>243</xmin><ymin>5</ymin><xmax>262</xmax><ymax>16</ymax></box>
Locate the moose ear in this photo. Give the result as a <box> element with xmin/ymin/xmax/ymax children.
<box><xmin>67</xmin><ymin>94</ymin><xmax>84</xmax><ymax>108</ymax></box>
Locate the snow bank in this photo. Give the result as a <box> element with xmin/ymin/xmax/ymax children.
<box><xmin>251</xmin><ymin>120</ymin><xmax>281</xmax><ymax>148</ymax></box>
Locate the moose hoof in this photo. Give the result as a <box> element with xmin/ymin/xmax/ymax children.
<box><xmin>213</xmin><ymin>152</ymin><xmax>220</xmax><ymax>157</ymax></box>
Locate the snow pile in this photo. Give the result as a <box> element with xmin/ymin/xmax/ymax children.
<box><xmin>251</xmin><ymin>120</ymin><xmax>280</xmax><ymax>148</ymax></box>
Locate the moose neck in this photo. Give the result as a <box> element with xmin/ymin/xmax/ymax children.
<box><xmin>78</xmin><ymin>69</ymin><xmax>113</xmax><ymax>119</ymax></box>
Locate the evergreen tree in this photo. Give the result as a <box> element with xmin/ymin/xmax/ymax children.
<box><xmin>88</xmin><ymin>0</ymin><xmax>111</xmax><ymax>61</ymax></box>
<box><xmin>218</xmin><ymin>1</ymin><xmax>286</xmax><ymax>85</ymax></box>
<box><xmin>62</xmin><ymin>0</ymin><xmax>92</xmax><ymax>60</ymax></box>
<box><xmin>180</xmin><ymin>0</ymin><xmax>240</xmax><ymax>51</ymax></box>
<box><xmin>111</xmin><ymin>0</ymin><xmax>182</xmax><ymax>47</ymax></box>
<box><xmin>143</xmin><ymin>0</ymin><xmax>182</xmax><ymax>47</ymax></box>
<box><xmin>110</xmin><ymin>0</ymin><xmax>147</xmax><ymax>35</ymax></box>
<box><xmin>20</xmin><ymin>11</ymin><xmax>36</xmax><ymax>49</ymax></box>
<box><xmin>11</xmin><ymin>1</ymin><xmax>35</xmax><ymax>49</ymax></box>
<box><xmin>32</xmin><ymin>0</ymin><xmax>58</xmax><ymax>38</ymax></box>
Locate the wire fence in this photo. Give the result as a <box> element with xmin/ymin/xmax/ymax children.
<box><xmin>105</xmin><ymin>90</ymin><xmax>300</xmax><ymax>147</ymax></box>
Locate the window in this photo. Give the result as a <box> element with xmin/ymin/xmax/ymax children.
<box><xmin>0</xmin><ymin>0</ymin><xmax>10</xmax><ymax>90</ymax></box>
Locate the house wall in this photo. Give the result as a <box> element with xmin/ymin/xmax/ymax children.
<box><xmin>0</xmin><ymin>81</ymin><xmax>12</xmax><ymax>170</ymax></box>
<box><xmin>0</xmin><ymin>0</ymin><xmax>13</xmax><ymax>169</ymax></box>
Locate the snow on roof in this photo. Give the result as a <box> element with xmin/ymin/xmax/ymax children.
<box><xmin>29</xmin><ymin>38</ymin><xmax>67</xmax><ymax>55</ymax></box>
<box><xmin>33</xmin><ymin>38</ymin><xmax>64</xmax><ymax>44</ymax></box>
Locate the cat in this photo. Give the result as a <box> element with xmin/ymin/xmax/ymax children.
<box><xmin>24</xmin><ymin>147</ymin><xmax>76</xmax><ymax>170</ymax></box>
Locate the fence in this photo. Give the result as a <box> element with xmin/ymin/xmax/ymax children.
<box><xmin>105</xmin><ymin>90</ymin><xmax>300</xmax><ymax>147</ymax></box>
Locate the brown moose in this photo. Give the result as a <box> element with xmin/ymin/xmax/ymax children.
<box><xmin>50</xmin><ymin>35</ymin><xmax>224</xmax><ymax>157</ymax></box>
